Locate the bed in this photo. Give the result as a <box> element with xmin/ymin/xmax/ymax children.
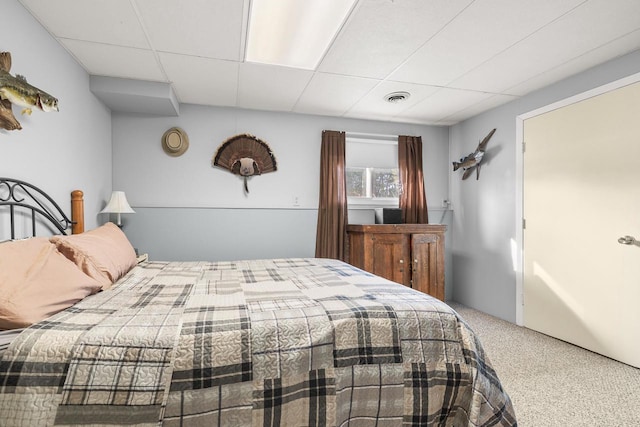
<box><xmin>0</xmin><ymin>178</ymin><xmax>517</xmax><ymax>426</ymax></box>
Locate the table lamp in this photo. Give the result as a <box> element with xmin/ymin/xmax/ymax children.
<box><xmin>100</xmin><ymin>191</ymin><xmax>135</xmax><ymax>227</ymax></box>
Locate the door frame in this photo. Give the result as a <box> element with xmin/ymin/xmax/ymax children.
<box><xmin>514</xmin><ymin>71</ymin><xmax>640</xmax><ymax>326</ymax></box>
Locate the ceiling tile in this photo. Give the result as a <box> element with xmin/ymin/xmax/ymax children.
<box><xmin>18</xmin><ymin>0</ymin><xmax>640</xmax><ymax>125</ymax></box>
<box><xmin>20</xmin><ymin>0</ymin><xmax>149</xmax><ymax>48</ymax></box>
<box><xmin>60</xmin><ymin>39</ymin><xmax>165</xmax><ymax>81</ymax></box>
<box><xmin>135</xmin><ymin>0</ymin><xmax>245</xmax><ymax>60</ymax></box>
<box><xmin>401</xmin><ymin>88</ymin><xmax>494</xmax><ymax>123</ymax></box>
<box><xmin>439</xmin><ymin>94</ymin><xmax>519</xmax><ymax>123</ymax></box>
<box><xmin>293</xmin><ymin>73</ymin><xmax>379</xmax><ymax>117</ymax></box>
<box><xmin>237</xmin><ymin>63</ymin><xmax>313</xmax><ymax>112</ymax></box>
<box><xmin>507</xmin><ymin>29</ymin><xmax>640</xmax><ymax>96</ymax></box>
<box><xmin>159</xmin><ymin>53</ymin><xmax>238</xmax><ymax>106</ymax></box>
<box><xmin>451</xmin><ymin>0</ymin><xmax>640</xmax><ymax>94</ymax></box>
<box><xmin>389</xmin><ymin>0</ymin><xmax>586</xmax><ymax>86</ymax></box>
<box><xmin>319</xmin><ymin>0</ymin><xmax>473</xmax><ymax>79</ymax></box>
<box><xmin>345</xmin><ymin>81</ymin><xmax>440</xmax><ymax>122</ymax></box>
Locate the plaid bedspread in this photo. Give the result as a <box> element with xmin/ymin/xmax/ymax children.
<box><xmin>0</xmin><ymin>258</ymin><xmax>516</xmax><ymax>426</ymax></box>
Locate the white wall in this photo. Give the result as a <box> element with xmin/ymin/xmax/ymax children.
<box><xmin>450</xmin><ymin>49</ymin><xmax>640</xmax><ymax>322</ymax></box>
<box><xmin>3</xmin><ymin>0</ymin><xmax>451</xmax><ymax>296</ymax></box>
<box><xmin>111</xmin><ymin>105</ymin><xmax>450</xmax><ymax>283</ymax></box>
<box><xmin>113</xmin><ymin>105</ymin><xmax>448</xmax><ymax>210</ymax></box>
<box><xmin>7</xmin><ymin>0</ymin><xmax>638</xmax><ymax>315</ymax></box>
<box><xmin>1</xmin><ymin>1</ymin><xmax>112</xmax><ymax>231</ymax></box>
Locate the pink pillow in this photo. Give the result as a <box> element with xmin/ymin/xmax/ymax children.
<box><xmin>50</xmin><ymin>223</ymin><xmax>137</xmax><ymax>290</ymax></box>
<box><xmin>0</xmin><ymin>237</ymin><xmax>103</xmax><ymax>330</ymax></box>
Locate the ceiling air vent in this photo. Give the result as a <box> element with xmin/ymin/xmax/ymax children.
<box><xmin>384</xmin><ymin>91</ymin><xmax>410</xmax><ymax>103</ymax></box>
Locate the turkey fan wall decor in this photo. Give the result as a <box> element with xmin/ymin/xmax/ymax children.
<box><xmin>212</xmin><ymin>133</ymin><xmax>277</xmax><ymax>193</ymax></box>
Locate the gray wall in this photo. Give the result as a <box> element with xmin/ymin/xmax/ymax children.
<box><xmin>112</xmin><ymin>105</ymin><xmax>449</xmax><ymax>211</ymax></box>
<box><xmin>15</xmin><ymin>0</ymin><xmax>636</xmax><ymax>316</ymax></box>
<box><xmin>111</xmin><ymin>105</ymin><xmax>451</xmax><ymax>291</ymax></box>
<box><xmin>450</xmin><ymin>49</ymin><xmax>640</xmax><ymax>322</ymax></box>
<box><xmin>2</xmin><ymin>0</ymin><xmax>452</xmax><ymax>297</ymax></box>
<box><xmin>1</xmin><ymin>1</ymin><xmax>112</xmax><ymax>231</ymax></box>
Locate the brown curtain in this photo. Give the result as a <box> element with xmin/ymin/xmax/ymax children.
<box><xmin>398</xmin><ymin>135</ymin><xmax>429</xmax><ymax>223</ymax></box>
<box><xmin>315</xmin><ymin>130</ymin><xmax>348</xmax><ymax>260</ymax></box>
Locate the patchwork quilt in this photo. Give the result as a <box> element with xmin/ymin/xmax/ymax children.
<box><xmin>0</xmin><ymin>258</ymin><xmax>516</xmax><ymax>426</ymax></box>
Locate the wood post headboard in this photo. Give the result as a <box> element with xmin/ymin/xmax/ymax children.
<box><xmin>71</xmin><ymin>190</ymin><xmax>84</xmax><ymax>234</ymax></box>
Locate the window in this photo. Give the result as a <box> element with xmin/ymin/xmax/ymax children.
<box><xmin>371</xmin><ymin>168</ymin><xmax>400</xmax><ymax>198</ymax></box>
<box><xmin>347</xmin><ymin>167</ymin><xmax>400</xmax><ymax>198</ymax></box>
<box><xmin>346</xmin><ymin>136</ymin><xmax>399</xmax><ymax>206</ymax></box>
<box><xmin>346</xmin><ymin>167</ymin><xmax>366</xmax><ymax>197</ymax></box>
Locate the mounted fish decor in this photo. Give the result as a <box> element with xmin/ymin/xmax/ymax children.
<box><xmin>212</xmin><ymin>133</ymin><xmax>277</xmax><ymax>194</ymax></box>
<box><xmin>453</xmin><ymin>128</ymin><xmax>496</xmax><ymax>180</ymax></box>
<box><xmin>0</xmin><ymin>52</ymin><xmax>59</xmax><ymax>131</ymax></box>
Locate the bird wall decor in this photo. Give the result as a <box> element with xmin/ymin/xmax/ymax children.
<box><xmin>212</xmin><ymin>133</ymin><xmax>277</xmax><ymax>193</ymax></box>
<box><xmin>453</xmin><ymin>128</ymin><xmax>496</xmax><ymax>180</ymax></box>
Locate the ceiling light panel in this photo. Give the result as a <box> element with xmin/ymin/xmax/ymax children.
<box><xmin>245</xmin><ymin>0</ymin><xmax>357</xmax><ymax>70</ymax></box>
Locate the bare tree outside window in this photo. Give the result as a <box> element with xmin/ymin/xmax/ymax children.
<box><xmin>371</xmin><ymin>168</ymin><xmax>400</xmax><ymax>198</ymax></box>
<box><xmin>346</xmin><ymin>167</ymin><xmax>399</xmax><ymax>200</ymax></box>
<box><xmin>346</xmin><ymin>168</ymin><xmax>366</xmax><ymax>197</ymax></box>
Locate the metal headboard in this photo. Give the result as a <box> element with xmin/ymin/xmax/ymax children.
<box><xmin>0</xmin><ymin>177</ymin><xmax>74</xmax><ymax>239</ymax></box>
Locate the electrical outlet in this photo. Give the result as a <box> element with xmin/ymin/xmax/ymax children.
<box><xmin>293</xmin><ymin>196</ymin><xmax>300</xmax><ymax>206</ymax></box>
<box><xmin>442</xmin><ymin>199</ymin><xmax>450</xmax><ymax>208</ymax></box>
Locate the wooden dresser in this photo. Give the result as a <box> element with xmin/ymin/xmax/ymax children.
<box><xmin>347</xmin><ymin>224</ymin><xmax>446</xmax><ymax>300</ymax></box>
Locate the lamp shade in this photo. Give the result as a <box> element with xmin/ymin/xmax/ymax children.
<box><xmin>100</xmin><ymin>191</ymin><xmax>134</xmax><ymax>226</ymax></box>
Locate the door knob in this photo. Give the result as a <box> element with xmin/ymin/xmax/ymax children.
<box><xmin>618</xmin><ymin>235</ymin><xmax>640</xmax><ymax>246</ymax></box>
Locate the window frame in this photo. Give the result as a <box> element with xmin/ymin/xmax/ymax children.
<box><xmin>345</xmin><ymin>135</ymin><xmax>400</xmax><ymax>208</ymax></box>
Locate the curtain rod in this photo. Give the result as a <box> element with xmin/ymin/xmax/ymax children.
<box><xmin>345</xmin><ymin>131</ymin><xmax>398</xmax><ymax>140</ymax></box>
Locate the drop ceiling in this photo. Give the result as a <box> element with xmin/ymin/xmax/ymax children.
<box><xmin>19</xmin><ymin>0</ymin><xmax>640</xmax><ymax>125</ymax></box>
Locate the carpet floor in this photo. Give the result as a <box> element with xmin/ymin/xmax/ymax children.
<box><xmin>449</xmin><ymin>302</ymin><xmax>640</xmax><ymax>427</ymax></box>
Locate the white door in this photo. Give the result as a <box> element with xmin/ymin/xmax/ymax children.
<box><xmin>523</xmin><ymin>81</ymin><xmax>640</xmax><ymax>368</ymax></box>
